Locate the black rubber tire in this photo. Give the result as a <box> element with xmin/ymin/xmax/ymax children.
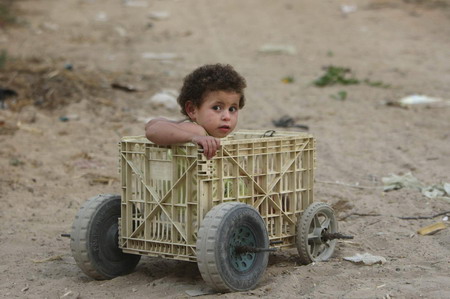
<box><xmin>296</xmin><ymin>202</ymin><xmax>338</xmax><ymax>265</ymax></box>
<box><xmin>196</xmin><ymin>202</ymin><xmax>269</xmax><ymax>292</ymax></box>
<box><xmin>70</xmin><ymin>194</ymin><xmax>141</xmax><ymax>280</ymax></box>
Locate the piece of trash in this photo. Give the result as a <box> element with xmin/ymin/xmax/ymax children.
<box><xmin>258</xmin><ymin>44</ymin><xmax>297</xmax><ymax>55</ymax></box>
<box><xmin>64</xmin><ymin>63</ymin><xmax>73</xmax><ymax>71</ymax></box>
<box><xmin>95</xmin><ymin>12</ymin><xmax>108</xmax><ymax>22</ymax></box>
<box><xmin>142</xmin><ymin>52</ymin><xmax>179</xmax><ymax>60</ymax></box>
<box><xmin>59</xmin><ymin>115</ymin><xmax>80</xmax><ymax>122</ymax></box>
<box><xmin>149</xmin><ymin>11</ymin><xmax>171</xmax><ymax>20</ymax></box>
<box><xmin>0</xmin><ymin>87</ymin><xmax>18</xmax><ymax>101</ymax></box>
<box><xmin>148</xmin><ymin>90</ymin><xmax>179</xmax><ymax>110</ymax></box>
<box><xmin>124</xmin><ymin>0</ymin><xmax>149</xmax><ymax>8</ymax></box>
<box><xmin>32</xmin><ymin>255</ymin><xmax>63</xmax><ymax>263</ymax></box>
<box><xmin>185</xmin><ymin>288</ymin><xmax>215</xmax><ymax>297</ymax></box>
<box><xmin>272</xmin><ymin>115</ymin><xmax>309</xmax><ymax>130</ymax></box>
<box><xmin>115</xmin><ymin>26</ymin><xmax>127</xmax><ymax>37</ymax></box>
<box><xmin>17</xmin><ymin>122</ymin><xmax>44</xmax><ymax>135</ymax></box>
<box><xmin>382</xmin><ymin>173</ymin><xmax>450</xmax><ymax>200</ymax></box>
<box><xmin>417</xmin><ymin>222</ymin><xmax>447</xmax><ymax>235</ymax></box>
<box><xmin>42</xmin><ymin>22</ymin><xmax>59</xmax><ymax>31</ymax></box>
<box><xmin>443</xmin><ymin>216</ymin><xmax>448</xmax><ymax>221</ymax></box>
<box><xmin>111</xmin><ymin>82</ymin><xmax>139</xmax><ymax>92</ymax></box>
<box><xmin>344</xmin><ymin>252</ymin><xmax>386</xmax><ymax>265</ymax></box>
<box><xmin>386</xmin><ymin>94</ymin><xmax>449</xmax><ymax>108</ymax></box>
<box><xmin>382</xmin><ymin>172</ymin><xmax>423</xmax><ymax>192</ymax></box>
<box><xmin>281</xmin><ymin>76</ymin><xmax>294</xmax><ymax>84</ymax></box>
<box><xmin>21</xmin><ymin>285</ymin><xmax>29</xmax><ymax>292</ymax></box>
<box><xmin>399</xmin><ymin>95</ymin><xmax>442</xmax><ymax>105</ymax></box>
<box><xmin>341</xmin><ymin>5</ymin><xmax>358</xmax><ymax>15</ymax></box>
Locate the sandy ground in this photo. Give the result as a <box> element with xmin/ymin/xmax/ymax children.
<box><xmin>1</xmin><ymin>0</ymin><xmax>450</xmax><ymax>298</ymax></box>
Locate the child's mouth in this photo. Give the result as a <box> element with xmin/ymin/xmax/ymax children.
<box><xmin>219</xmin><ymin>125</ymin><xmax>230</xmax><ymax>132</ymax></box>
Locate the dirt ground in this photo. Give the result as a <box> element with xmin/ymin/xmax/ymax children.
<box><xmin>1</xmin><ymin>0</ymin><xmax>450</xmax><ymax>298</ymax></box>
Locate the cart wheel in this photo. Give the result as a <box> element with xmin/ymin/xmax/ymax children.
<box><xmin>196</xmin><ymin>202</ymin><xmax>269</xmax><ymax>292</ymax></box>
<box><xmin>296</xmin><ymin>202</ymin><xmax>338</xmax><ymax>265</ymax></box>
<box><xmin>70</xmin><ymin>194</ymin><xmax>141</xmax><ymax>280</ymax></box>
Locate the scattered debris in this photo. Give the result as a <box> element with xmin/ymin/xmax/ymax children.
<box><xmin>316</xmin><ymin>179</ymin><xmax>380</xmax><ymax>190</ymax></box>
<box><xmin>142</xmin><ymin>52</ymin><xmax>179</xmax><ymax>60</ymax></box>
<box><xmin>148</xmin><ymin>89</ymin><xmax>179</xmax><ymax>110</ymax></box>
<box><xmin>340</xmin><ymin>5</ymin><xmax>358</xmax><ymax>15</ymax></box>
<box><xmin>344</xmin><ymin>253</ymin><xmax>386</xmax><ymax>265</ymax></box>
<box><xmin>339</xmin><ymin>212</ymin><xmax>381</xmax><ymax>221</ymax></box>
<box><xmin>95</xmin><ymin>12</ymin><xmax>108</xmax><ymax>22</ymax></box>
<box><xmin>64</xmin><ymin>63</ymin><xmax>73</xmax><ymax>71</ymax></box>
<box><xmin>115</xmin><ymin>26</ymin><xmax>127</xmax><ymax>37</ymax></box>
<box><xmin>382</xmin><ymin>172</ymin><xmax>423</xmax><ymax>192</ymax></box>
<box><xmin>272</xmin><ymin>115</ymin><xmax>309</xmax><ymax>130</ymax></box>
<box><xmin>111</xmin><ymin>82</ymin><xmax>139</xmax><ymax>92</ymax></box>
<box><xmin>0</xmin><ymin>121</ymin><xmax>18</xmax><ymax>135</ymax></box>
<box><xmin>0</xmin><ymin>87</ymin><xmax>18</xmax><ymax>101</ymax></box>
<box><xmin>59</xmin><ymin>114</ymin><xmax>80</xmax><ymax>122</ymax></box>
<box><xmin>124</xmin><ymin>0</ymin><xmax>149</xmax><ymax>8</ymax></box>
<box><xmin>258</xmin><ymin>44</ymin><xmax>297</xmax><ymax>55</ymax></box>
<box><xmin>281</xmin><ymin>76</ymin><xmax>294</xmax><ymax>84</ymax></box>
<box><xmin>382</xmin><ymin>173</ymin><xmax>450</xmax><ymax>201</ymax></box>
<box><xmin>9</xmin><ymin>158</ymin><xmax>24</xmax><ymax>166</ymax></box>
<box><xmin>417</xmin><ymin>222</ymin><xmax>447</xmax><ymax>235</ymax></box>
<box><xmin>330</xmin><ymin>90</ymin><xmax>347</xmax><ymax>101</ymax></box>
<box><xmin>83</xmin><ymin>173</ymin><xmax>118</xmax><ymax>186</ymax></box>
<box><xmin>149</xmin><ymin>11</ymin><xmax>171</xmax><ymax>20</ymax></box>
<box><xmin>185</xmin><ymin>288</ymin><xmax>215</xmax><ymax>297</ymax></box>
<box><xmin>386</xmin><ymin>94</ymin><xmax>449</xmax><ymax>108</ymax></box>
<box><xmin>32</xmin><ymin>255</ymin><xmax>63</xmax><ymax>263</ymax></box>
<box><xmin>17</xmin><ymin>122</ymin><xmax>44</xmax><ymax>135</ymax></box>
<box><xmin>399</xmin><ymin>210</ymin><xmax>450</xmax><ymax>220</ymax></box>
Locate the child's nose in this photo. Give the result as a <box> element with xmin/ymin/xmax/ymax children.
<box><xmin>221</xmin><ymin>110</ymin><xmax>231</xmax><ymax>120</ymax></box>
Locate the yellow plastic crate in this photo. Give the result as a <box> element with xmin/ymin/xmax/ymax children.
<box><xmin>118</xmin><ymin>130</ymin><xmax>315</xmax><ymax>261</ymax></box>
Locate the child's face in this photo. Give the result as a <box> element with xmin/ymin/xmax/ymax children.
<box><xmin>187</xmin><ymin>90</ymin><xmax>240</xmax><ymax>138</ymax></box>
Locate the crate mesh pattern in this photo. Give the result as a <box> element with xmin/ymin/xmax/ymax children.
<box><xmin>119</xmin><ymin>130</ymin><xmax>315</xmax><ymax>261</ymax></box>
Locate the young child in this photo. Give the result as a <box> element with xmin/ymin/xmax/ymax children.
<box><xmin>145</xmin><ymin>64</ymin><xmax>247</xmax><ymax>159</ymax></box>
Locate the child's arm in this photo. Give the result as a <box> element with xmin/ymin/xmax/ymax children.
<box><xmin>145</xmin><ymin>118</ymin><xmax>220</xmax><ymax>159</ymax></box>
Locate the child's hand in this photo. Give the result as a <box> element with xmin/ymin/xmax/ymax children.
<box><xmin>191</xmin><ymin>136</ymin><xmax>221</xmax><ymax>159</ymax></box>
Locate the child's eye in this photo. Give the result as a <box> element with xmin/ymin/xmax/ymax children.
<box><xmin>212</xmin><ymin>106</ymin><xmax>221</xmax><ymax>111</ymax></box>
<box><xmin>229</xmin><ymin>106</ymin><xmax>238</xmax><ymax>112</ymax></box>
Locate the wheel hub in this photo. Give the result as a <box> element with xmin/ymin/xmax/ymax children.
<box><xmin>229</xmin><ymin>226</ymin><xmax>256</xmax><ymax>272</ymax></box>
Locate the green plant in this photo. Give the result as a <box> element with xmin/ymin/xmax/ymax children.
<box><xmin>330</xmin><ymin>90</ymin><xmax>347</xmax><ymax>101</ymax></box>
<box><xmin>313</xmin><ymin>66</ymin><xmax>359</xmax><ymax>87</ymax></box>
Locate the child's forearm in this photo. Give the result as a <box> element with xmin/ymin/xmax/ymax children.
<box><xmin>145</xmin><ymin>119</ymin><xmax>202</xmax><ymax>145</ymax></box>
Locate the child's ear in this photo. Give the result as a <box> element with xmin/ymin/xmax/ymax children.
<box><xmin>185</xmin><ymin>101</ymin><xmax>197</xmax><ymax>120</ymax></box>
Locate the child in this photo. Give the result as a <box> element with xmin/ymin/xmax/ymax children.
<box><xmin>145</xmin><ymin>64</ymin><xmax>247</xmax><ymax>159</ymax></box>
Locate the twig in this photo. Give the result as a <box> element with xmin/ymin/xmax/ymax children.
<box><xmin>398</xmin><ymin>210</ymin><xmax>450</xmax><ymax>220</ymax></box>
<box><xmin>316</xmin><ymin>180</ymin><xmax>382</xmax><ymax>190</ymax></box>
<box><xmin>339</xmin><ymin>212</ymin><xmax>382</xmax><ymax>220</ymax></box>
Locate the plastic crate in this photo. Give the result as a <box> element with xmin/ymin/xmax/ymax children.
<box><xmin>118</xmin><ymin>130</ymin><xmax>315</xmax><ymax>261</ymax></box>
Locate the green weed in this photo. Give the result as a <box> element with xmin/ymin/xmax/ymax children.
<box><xmin>330</xmin><ymin>90</ymin><xmax>348</xmax><ymax>101</ymax></box>
<box><xmin>313</xmin><ymin>66</ymin><xmax>359</xmax><ymax>87</ymax></box>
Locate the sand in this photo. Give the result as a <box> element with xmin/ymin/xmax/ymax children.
<box><xmin>1</xmin><ymin>0</ymin><xmax>449</xmax><ymax>298</ymax></box>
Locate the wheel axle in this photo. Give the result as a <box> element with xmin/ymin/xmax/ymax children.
<box><xmin>321</xmin><ymin>232</ymin><xmax>354</xmax><ymax>241</ymax></box>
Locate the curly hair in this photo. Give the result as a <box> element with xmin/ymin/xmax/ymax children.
<box><xmin>177</xmin><ymin>64</ymin><xmax>247</xmax><ymax>117</ymax></box>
